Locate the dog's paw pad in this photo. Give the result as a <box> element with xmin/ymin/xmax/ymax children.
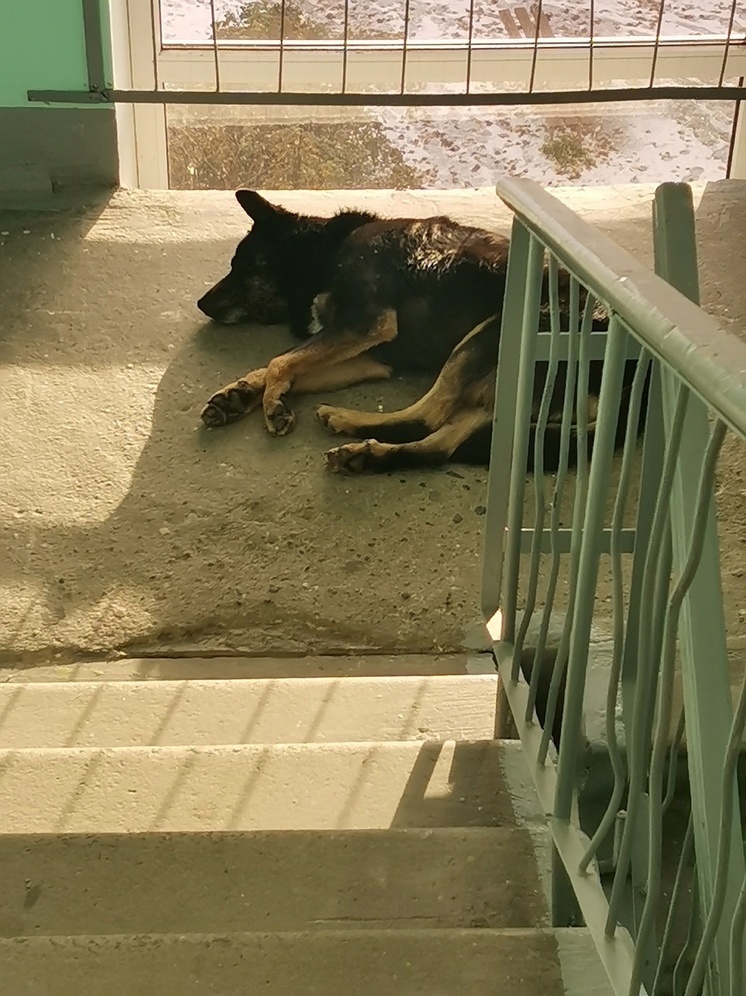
<box><xmin>325</xmin><ymin>440</ymin><xmax>374</xmax><ymax>474</ymax></box>
<box><xmin>200</xmin><ymin>380</ymin><xmax>256</xmax><ymax>427</ymax></box>
<box><xmin>265</xmin><ymin>401</ymin><xmax>296</xmax><ymax>437</ymax></box>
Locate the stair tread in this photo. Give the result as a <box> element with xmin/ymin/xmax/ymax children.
<box><xmin>0</xmin><ymin>674</ymin><xmax>499</xmax><ymax>747</ymax></box>
<box><xmin>0</xmin><ymin>739</ymin><xmax>530</xmax><ymax>833</ymax></box>
<box><xmin>0</xmin><ymin>826</ymin><xmax>547</xmax><ymax>937</ymax></box>
<box><xmin>0</xmin><ymin>927</ymin><xmax>569</xmax><ymax>996</ymax></box>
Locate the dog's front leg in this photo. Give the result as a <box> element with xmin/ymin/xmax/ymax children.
<box><xmin>261</xmin><ymin>310</ymin><xmax>397</xmax><ymax>436</ymax></box>
<box><xmin>201</xmin><ymin>366</ymin><xmax>268</xmax><ymax>428</ymax></box>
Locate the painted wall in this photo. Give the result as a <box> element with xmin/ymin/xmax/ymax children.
<box><xmin>0</xmin><ymin>0</ymin><xmax>112</xmax><ymax>107</ymax></box>
<box><xmin>0</xmin><ymin>0</ymin><xmax>117</xmax><ymax>189</ymax></box>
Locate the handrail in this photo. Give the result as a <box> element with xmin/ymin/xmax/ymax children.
<box><xmin>495</xmin><ymin>178</ymin><xmax>746</xmax><ymax>440</ymax></box>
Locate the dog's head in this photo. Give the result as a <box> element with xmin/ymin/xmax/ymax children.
<box><xmin>197</xmin><ymin>190</ymin><xmax>299</xmax><ymax>325</ymax></box>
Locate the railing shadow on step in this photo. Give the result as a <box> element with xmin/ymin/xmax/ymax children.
<box><xmin>480</xmin><ymin>178</ymin><xmax>746</xmax><ymax>996</ymax></box>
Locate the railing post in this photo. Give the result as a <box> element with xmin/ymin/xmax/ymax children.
<box><xmin>481</xmin><ymin>218</ymin><xmax>532</xmax><ymax>625</ymax></box>
<box><xmin>652</xmin><ymin>182</ymin><xmax>745</xmax><ymax>996</ymax></box>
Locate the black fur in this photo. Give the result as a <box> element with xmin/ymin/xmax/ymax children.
<box><xmin>198</xmin><ymin>191</ymin><xmax>648</xmax><ymax>473</ymax></box>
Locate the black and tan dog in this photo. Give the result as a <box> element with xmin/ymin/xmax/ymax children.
<box><xmin>198</xmin><ymin>191</ymin><xmax>645</xmax><ymax>473</ymax></box>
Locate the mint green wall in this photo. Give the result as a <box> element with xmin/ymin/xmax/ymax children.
<box><xmin>0</xmin><ymin>0</ymin><xmax>112</xmax><ymax>107</ymax></box>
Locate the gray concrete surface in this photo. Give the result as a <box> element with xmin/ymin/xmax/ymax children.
<box><xmin>0</xmin><ymin>928</ymin><xmax>568</xmax><ymax>996</ymax></box>
<box><xmin>0</xmin><ymin>826</ymin><xmax>546</xmax><ymax>934</ymax></box>
<box><xmin>0</xmin><ymin>738</ymin><xmax>526</xmax><ymax>833</ymax></box>
<box><xmin>0</xmin><ymin>183</ymin><xmax>743</xmax><ymax>668</ymax></box>
<box><xmin>0</xmin><ymin>674</ymin><xmax>500</xmax><ymax>746</ymax></box>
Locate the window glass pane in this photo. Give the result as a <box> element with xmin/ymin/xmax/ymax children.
<box><xmin>159</xmin><ymin>0</ymin><xmax>746</xmax><ymax>43</ymax></box>
<box><xmin>166</xmin><ymin>98</ymin><xmax>736</xmax><ymax>188</ymax></box>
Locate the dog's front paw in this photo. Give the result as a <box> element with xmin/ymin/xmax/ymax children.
<box><xmin>201</xmin><ymin>379</ymin><xmax>260</xmax><ymax>427</ymax></box>
<box><xmin>325</xmin><ymin>440</ymin><xmax>378</xmax><ymax>474</ymax></box>
<box><xmin>265</xmin><ymin>399</ymin><xmax>296</xmax><ymax>437</ymax></box>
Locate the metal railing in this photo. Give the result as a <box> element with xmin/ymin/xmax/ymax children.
<box><xmin>481</xmin><ymin>179</ymin><xmax>746</xmax><ymax>995</ymax></box>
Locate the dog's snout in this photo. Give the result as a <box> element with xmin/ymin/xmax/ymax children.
<box><xmin>197</xmin><ymin>291</ymin><xmax>214</xmax><ymax>317</ymax></box>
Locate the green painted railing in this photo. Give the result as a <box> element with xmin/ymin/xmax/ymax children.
<box><xmin>481</xmin><ymin>179</ymin><xmax>746</xmax><ymax>996</ymax></box>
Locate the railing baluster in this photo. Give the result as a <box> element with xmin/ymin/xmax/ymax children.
<box><xmin>514</xmin><ymin>255</ymin><xmax>563</xmax><ymax>674</ymax></box>
<box><xmin>579</xmin><ymin>349</ymin><xmax>651</xmax><ymax>874</ymax></box>
<box><xmin>538</xmin><ymin>292</ymin><xmax>595</xmax><ymax>765</ymax></box>
<box><xmin>481</xmin><ymin>219</ymin><xmax>532</xmax><ymax>625</ymax></box>
<box><xmin>502</xmin><ymin>234</ymin><xmax>546</xmax><ymax>647</ymax></box>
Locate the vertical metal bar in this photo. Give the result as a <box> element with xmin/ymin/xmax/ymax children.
<box><xmin>515</xmin><ymin>255</ymin><xmax>562</xmax><ymax>674</ymax></box>
<box><xmin>730</xmin><ymin>870</ymin><xmax>746</xmax><ymax>996</ymax></box>
<box><xmin>654</xmin><ymin>182</ymin><xmax>745</xmax><ymax>996</ymax></box>
<box><xmin>502</xmin><ymin>236</ymin><xmax>546</xmax><ymax>646</ymax></box>
<box><xmin>82</xmin><ymin>0</ymin><xmax>107</xmax><ymax>92</ymax></box>
<box><xmin>277</xmin><ymin>0</ymin><xmax>287</xmax><ymax>92</ymax></box>
<box><xmin>579</xmin><ymin>351</ymin><xmax>651</xmax><ymax>874</ymax></box>
<box><xmin>685</xmin><ymin>657</ymin><xmax>746</xmax><ymax>996</ymax></box>
<box><xmin>588</xmin><ymin>0</ymin><xmax>596</xmax><ymax>91</ymax></box>
<box><xmin>465</xmin><ymin>0</ymin><xmax>477</xmax><ymax>94</ymax></box>
<box><xmin>607</xmin><ymin>382</ymin><xmax>688</xmax><ymax>936</ymax></box>
<box><xmin>726</xmin><ymin>78</ymin><xmax>745</xmax><ymax>179</ymax></box>
<box><xmin>553</xmin><ymin>315</ymin><xmax>630</xmax><ymax>822</ymax></box>
<box><xmin>649</xmin><ymin>0</ymin><xmax>667</xmax><ymax>86</ymax></box>
<box><xmin>528</xmin><ymin>0</ymin><xmax>544</xmax><ymax>93</ymax></box>
<box><xmin>209</xmin><ymin>0</ymin><xmax>222</xmax><ymax>92</ymax></box>
<box><xmin>538</xmin><ymin>292</ymin><xmax>595</xmax><ymax>765</ymax></box>
<box><xmin>718</xmin><ymin>0</ymin><xmax>739</xmax><ymax>87</ymax></box>
<box><xmin>480</xmin><ymin>220</ymin><xmax>532</xmax><ymax>623</ymax></box>
<box><xmin>629</xmin><ymin>419</ymin><xmax>727</xmax><ymax>996</ymax></box>
<box><xmin>341</xmin><ymin>0</ymin><xmax>350</xmax><ymax>93</ymax></box>
<box><xmin>400</xmin><ymin>0</ymin><xmax>412</xmax><ymax>94</ymax></box>
<box><xmin>653</xmin><ymin>814</ymin><xmax>695</xmax><ymax>994</ymax></box>
<box><xmin>527</xmin><ymin>278</ymin><xmax>580</xmax><ymax>717</ymax></box>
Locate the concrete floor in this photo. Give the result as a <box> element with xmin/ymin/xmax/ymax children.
<box><xmin>0</xmin><ymin>182</ymin><xmax>744</xmax><ymax>668</ymax></box>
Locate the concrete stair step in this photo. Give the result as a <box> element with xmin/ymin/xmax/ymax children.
<box><xmin>0</xmin><ymin>675</ymin><xmax>498</xmax><ymax>747</ymax></box>
<box><xmin>0</xmin><ymin>653</ymin><xmax>481</xmax><ymax>682</ymax></box>
<box><xmin>0</xmin><ymin>739</ymin><xmax>534</xmax><ymax>833</ymax></box>
<box><xmin>0</xmin><ymin>827</ymin><xmax>547</xmax><ymax>936</ymax></box>
<box><xmin>0</xmin><ymin>927</ymin><xmax>569</xmax><ymax>996</ymax></box>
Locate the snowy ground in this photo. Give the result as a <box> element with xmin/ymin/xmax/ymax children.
<box><xmin>158</xmin><ymin>0</ymin><xmax>744</xmax><ymax>188</ymax></box>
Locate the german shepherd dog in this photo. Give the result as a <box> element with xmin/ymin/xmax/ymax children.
<box><xmin>198</xmin><ymin>191</ymin><xmax>645</xmax><ymax>473</ymax></box>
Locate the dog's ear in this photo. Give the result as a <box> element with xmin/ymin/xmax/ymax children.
<box><xmin>235</xmin><ymin>190</ymin><xmax>287</xmax><ymax>222</ymax></box>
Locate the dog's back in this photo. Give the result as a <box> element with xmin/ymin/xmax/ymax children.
<box><xmin>327</xmin><ymin>216</ymin><xmax>510</xmax><ymax>373</ymax></box>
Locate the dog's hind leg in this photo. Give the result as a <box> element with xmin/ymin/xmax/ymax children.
<box><xmin>317</xmin><ymin>315</ymin><xmax>499</xmax><ymax>444</ymax></box>
<box><xmin>325</xmin><ymin>408</ymin><xmax>492</xmax><ymax>474</ymax></box>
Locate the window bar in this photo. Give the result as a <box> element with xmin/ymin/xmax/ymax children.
<box><xmin>277</xmin><ymin>0</ymin><xmax>288</xmax><ymax>92</ymax></box>
<box><xmin>718</xmin><ymin>0</ymin><xmax>740</xmax><ymax>87</ymax></box>
<box><xmin>528</xmin><ymin>0</ymin><xmax>544</xmax><ymax>93</ymax></box>
<box><xmin>400</xmin><ymin>0</ymin><xmax>412</xmax><ymax>94</ymax></box>
<box><xmin>341</xmin><ymin>0</ymin><xmax>350</xmax><ymax>93</ymax></box>
<box><xmin>588</xmin><ymin>0</ymin><xmax>596</xmax><ymax>91</ymax></box>
<box><xmin>537</xmin><ymin>291</ymin><xmax>595</xmax><ymax>766</ymax></box>
<box><xmin>208</xmin><ymin>0</ymin><xmax>223</xmax><ymax>92</ymax></box>
<box><xmin>649</xmin><ymin>0</ymin><xmax>667</xmax><ymax>87</ymax></box>
<box><xmin>628</xmin><ymin>418</ymin><xmax>728</xmax><ymax>996</ymax></box>
<box><xmin>526</xmin><ymin>276</ymin><xmax>580</xmax><ymax>719</ymax></box>
<box><xmin>465</xmin><ymin>0</ymin><xmax>477</xmax><ymax>95</ymax></box>
<box><xmin>579</xmin><ymin>351</ymin><xmax>652</xmax><ymax>874</ymax></box>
